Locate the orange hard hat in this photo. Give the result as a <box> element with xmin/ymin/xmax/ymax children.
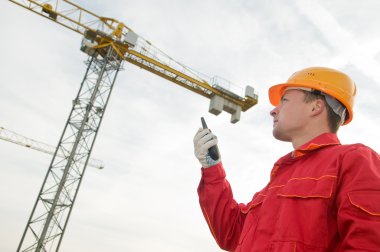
<box><xmin>268</xmin><ymin>67</ymin><xmax>356</xmax><ymax>125</ymax></box>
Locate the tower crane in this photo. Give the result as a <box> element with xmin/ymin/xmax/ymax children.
<box><xmin>7</xmin><ymin>1</ymin><xmax>258</xmax><ymax>251</ymax></box>
<box><xmin>0</xmin><ymin>127</ymin><xmax>104</xmax><ymax>169</ymax></box>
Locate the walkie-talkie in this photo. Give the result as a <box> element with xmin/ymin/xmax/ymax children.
<box><xmin>201</xmin><ymin>117</ymin><xmax>220</xmax><ymax>161</ymax></box>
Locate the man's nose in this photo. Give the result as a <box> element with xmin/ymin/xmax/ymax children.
<box><xmin>270</xmin><ymin>107</ymin><xmax>278</xmax><ymax>117</ymax></box>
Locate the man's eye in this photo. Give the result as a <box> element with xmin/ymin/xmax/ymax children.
<box><xmin>281</xmin><ymin>97</ymin><xmax>288</xmax><ymax>103</ymax></box>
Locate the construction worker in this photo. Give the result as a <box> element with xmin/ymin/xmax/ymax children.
<box><xmin>193</xmin><ymin>67</ymin><xmax>380</xmax><ymax>251</ymax></box>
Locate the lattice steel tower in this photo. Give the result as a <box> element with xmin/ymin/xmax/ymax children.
<box><xmin>18</xmin><ymin>46</ymin><xmax>122</xmax><ymax>252</ymax></box>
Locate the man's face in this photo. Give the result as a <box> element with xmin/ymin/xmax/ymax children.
<box><xmin>270</xmin><ymin>89</ymin><xmax>312</xmax><ymax>142</ymax></box>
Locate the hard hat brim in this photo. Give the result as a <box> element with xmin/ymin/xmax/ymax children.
<box><xmin>268</xmin><ymin>83</ymin><xmax>318</xmax><ymax>106</ymax></box>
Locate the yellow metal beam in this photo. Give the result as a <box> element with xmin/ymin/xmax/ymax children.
<box><xmin>8</xmin><ymin>0</ymin><xmax>258</xmax><ymax>113</ymax></box>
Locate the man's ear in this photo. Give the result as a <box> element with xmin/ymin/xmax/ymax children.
<box><xmin>311</xmin><ymin>99</ymin><xmax>325</xmax><ymax>116</ymax></box>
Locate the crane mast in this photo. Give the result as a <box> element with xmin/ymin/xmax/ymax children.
<box><xmin>8</xmin><ymin>0</ymin><xmax>259</xmax><ymax>251</ymax></box>
<box><xmin>17</xmin><ymin>45</ymin><xmax>121</xmax><ymax>252</ymax></box>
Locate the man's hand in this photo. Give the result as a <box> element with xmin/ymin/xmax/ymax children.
<box><xmin>193</xmin><ymin>128</ymin><xmax>221</xmax><ymax>168</ymax></box>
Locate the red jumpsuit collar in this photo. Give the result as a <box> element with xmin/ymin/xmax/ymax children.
<box><xmin>271</xmin><ymin>133</ymin><xmax>341</xmax><ymax>178</ymax></box>
<box><xmin>293</xmin><ymin>133</ymin><xmax>341</xmax><ymax>158</ymax></box>
<box><xmin>275</xmin><ymin>133</ymin><xmax>341</xmax><ymax>165</ymax></box>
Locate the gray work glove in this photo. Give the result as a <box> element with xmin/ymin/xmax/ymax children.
<box><xmin>193</xmin><ymin>128</ymin><xmax>221</xmax><ymax>168</ymax></box>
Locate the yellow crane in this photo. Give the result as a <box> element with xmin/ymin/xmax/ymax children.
<box><xmin>7</xmin><ymin>1</ymin><xmax>258</xmax><ymax>251</ymax></box>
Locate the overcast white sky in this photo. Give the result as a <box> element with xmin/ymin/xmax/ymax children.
<box><xmin>0</xmin><ymin>0</ymin><xmax>379</xmax><ymax>251</ymax></box>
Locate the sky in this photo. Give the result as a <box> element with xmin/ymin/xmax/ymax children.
<box><xmin>0</xmin><ymin>0</ymin><xmax>379</xmax><ymax>251</ymax></box>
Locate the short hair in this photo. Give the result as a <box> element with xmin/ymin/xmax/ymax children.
<box><xmin>301</xmin><ymin>91</ymin><xmax>342</xmax><ymax>133</ymax></box>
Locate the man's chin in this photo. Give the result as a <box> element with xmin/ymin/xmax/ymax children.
<box><xmin>272</xmin><ymin>129</ymin><xmax>291</xmax><ymax>142</ymax></box>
